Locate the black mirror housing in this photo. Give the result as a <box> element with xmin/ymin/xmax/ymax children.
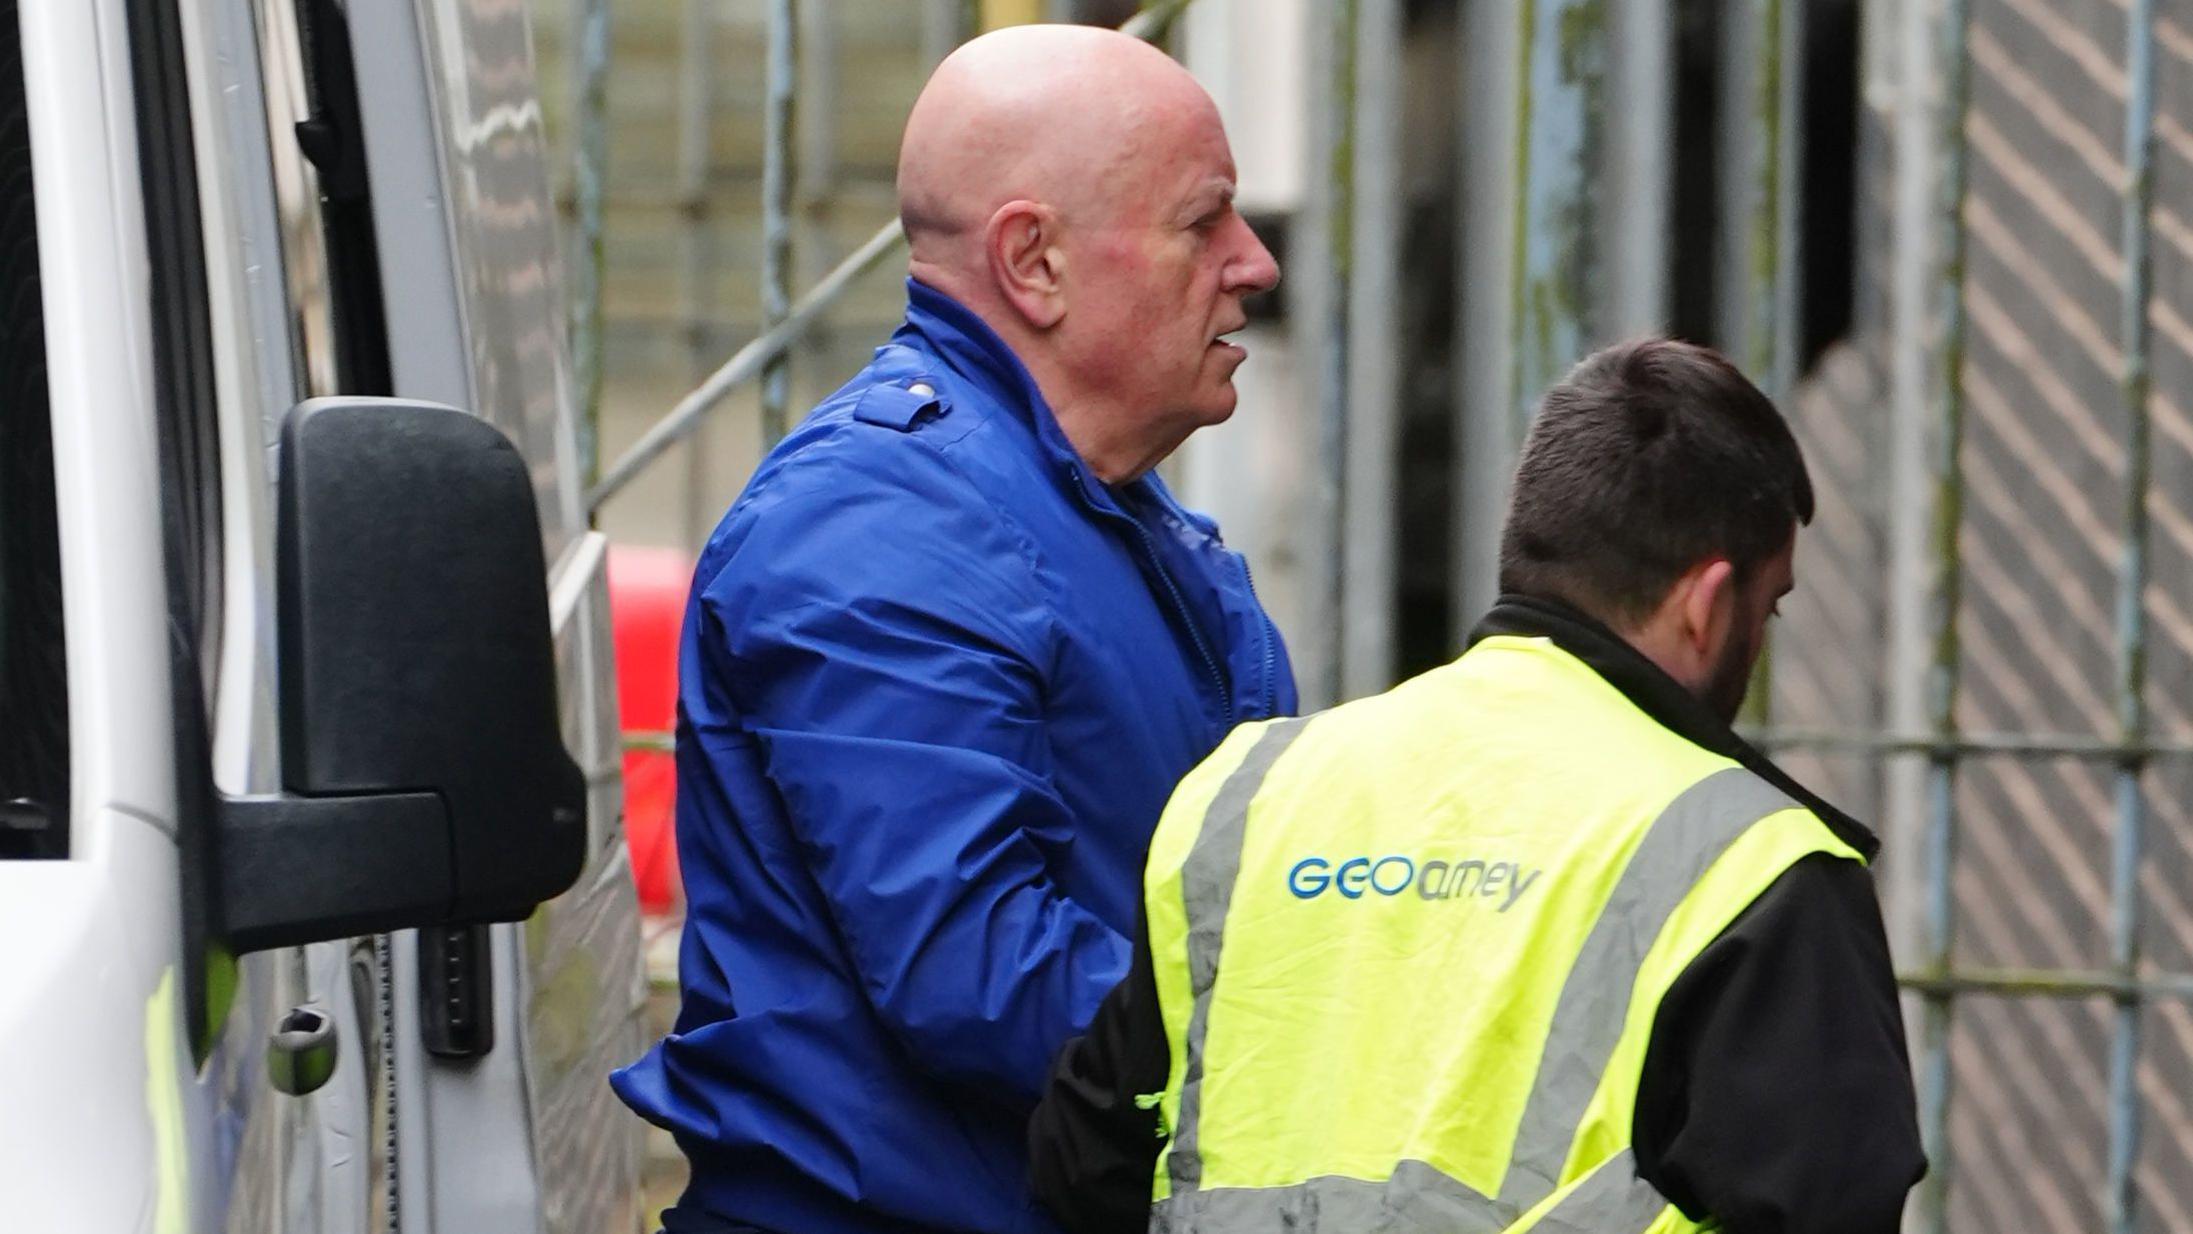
<box><xmin>217</xmin><ymin>398</ymin><xmax>586</xmax><ymax>953</ymax></box>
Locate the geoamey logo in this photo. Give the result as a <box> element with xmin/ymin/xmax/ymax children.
<box><xmin>1286</xmin><ymin>855</ymin><xmax>1543</xmax><ymax>913</ymax></box>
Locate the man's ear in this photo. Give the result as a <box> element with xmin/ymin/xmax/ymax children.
<box><xmin>1677</xmin><ymin>557</ymin><xmax>1738</xmax><ymax>656</ymax></box>
<box><xmin>985</xmin><ymin>201</ymin><xmax>1067</xmax><ymax>330</ymax></box>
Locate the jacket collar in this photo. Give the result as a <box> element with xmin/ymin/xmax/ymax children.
<box><xmin>898</xmin><ymin>279</ymin><xmax>1122</xmax><ymax>489</ymax></box>
<box><xmin>1468</xmin><ymin>594</ymin><xmax>1880</xmax><ymax>861</ymax></box>
<box><xmin>900</xmin><ymin>279</ymin><xmax>1043</xmax><ymax>410</ymax></box>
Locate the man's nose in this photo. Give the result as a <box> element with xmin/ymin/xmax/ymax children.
<box><xmin>1226</xmin><ymin>217</ymin><xmax>1281</xmax><ymax>295</ymax></box>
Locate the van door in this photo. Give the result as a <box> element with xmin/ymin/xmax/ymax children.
<box><xmin>319</xmin><ymin>1</ymin><xmax>647</xmax><ymax>1229</ymax></box>
<box><xmin>169</xmin><ymin>0</ymin><xmax>387</xmax><ymax>1226</ymax></box>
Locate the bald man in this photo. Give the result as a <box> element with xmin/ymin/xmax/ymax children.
<box><xmin>612</xmin><ymin>26</ymin><xmax>1296</xmax><ymax>1234</ymax></box>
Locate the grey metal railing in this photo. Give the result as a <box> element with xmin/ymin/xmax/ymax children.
<box><xmin>759</xmin><ymin>0</ymin><xmax>797</xmax><ymax>445</ymax></box>
<box><xmin>1919</xmin><ymin>2</ymin><xmax>1972</xmax><ymax>1228</ymax></box>
<box><xmin>568</xmin><ymin>0</ymin><xmax>611</xmax><ymax>487</ymax></box>
<box><xmin>676</xmin><ymin>0</ymin><xmax>719</xmax><ymax>548</ymax></box>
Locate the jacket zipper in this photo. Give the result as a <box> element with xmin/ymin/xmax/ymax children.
<box><xmin>1236</xmin><ymin>554</ymin><xmax>1279</xmax><ymax>717</ymax></box>
<box><xmin>1070</xmin><ymin>467</ymin><xmax>1235</xmax><ymax>728</ymax></box>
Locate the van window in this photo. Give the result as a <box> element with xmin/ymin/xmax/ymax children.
<box><xmin>0</xmin><ymin>0</ymin><xmax>69</xmax><ymax>861</ymax></box>
<box><xmin>257</xmin><ymin>0</ymin><xmax>389</xmax><ymax>399</ymax></box>
<box><xmin>256</xmin><ymin>0</ymin><xmax>340</xmax><ymax>398</ymax></box>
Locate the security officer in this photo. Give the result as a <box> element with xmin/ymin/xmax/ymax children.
<box><xmin>1029</xmin><ymin>339</ymin><xmax>1926</xmax><ymax>1233</ymax></box>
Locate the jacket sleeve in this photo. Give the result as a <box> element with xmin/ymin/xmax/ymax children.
<box><xmin>1633</xmin><ymin>852</ymin><xmax>1927</xmax><ymax>1234</ymax></box>
<box><xmin>1029</xmin><ymin>901</ymin><xmax>1170</xmax><ymax>1234</ymax></box>
<box><xmin>701</xmin><ymin>438</ymin><xmax>1131</xmax><ymax>1108</ymax></box>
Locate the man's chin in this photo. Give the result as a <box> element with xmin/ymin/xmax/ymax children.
<box><xmin>1706</xmin><ymin>648</ymin><xmax>1760</xmax><ymax>724</ymax></box>
<box><xmin>1192</xmin><ymin>385</ymin><xmax>1240</xmax><ymax>426</ymax></box>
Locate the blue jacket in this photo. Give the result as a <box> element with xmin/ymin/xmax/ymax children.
<box><xmin>612</xmin><ymin>281</ymin><xmax>1297</xmax><ymax>1234</ymax></box>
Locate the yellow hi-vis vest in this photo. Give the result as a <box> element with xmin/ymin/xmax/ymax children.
<box><xmin>1142</xmin><ymin>634</ymin><xmax>1866</xmax><ymax>1233</ymax></box>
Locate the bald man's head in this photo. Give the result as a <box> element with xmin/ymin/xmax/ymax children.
<box><xmin>893</xmin><ymin>25</ymin><xmax>1280</xmax><ymax>484</ymax></box>
<box><xmin>898</xmin><ymin>25</ymin><xmax>1215</xmax><ymax>254</ymax></box>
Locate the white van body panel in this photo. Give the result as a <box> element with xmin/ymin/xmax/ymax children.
<box><xmin>22</xmin><ymin>0</ymin><xmax>175</xmax><ymax>835</ymax></box>
<box><xmin>0</xmin><ymin>820</ymin><xmax>186</xmax><ymax>1232</ymax></box>
<box><xmin>2</xmin><ymin>2</ymin><xmax>188</xmax><ymax>1228</ymax></box>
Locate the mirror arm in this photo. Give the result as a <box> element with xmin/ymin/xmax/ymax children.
<box><xmin>217</xmin><ymin>793</ymin><xmax>452</xmax><ymax>953</ymax></box>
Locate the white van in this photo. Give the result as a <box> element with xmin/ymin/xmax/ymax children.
<box><xmin>0</xmin><ymin>0</ymin><xmax>646</xmax><ymax>1230</ymax></box>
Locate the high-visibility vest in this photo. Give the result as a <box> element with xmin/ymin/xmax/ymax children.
<box><xmin>1142</xmin><ymin>634</ymin><xmax>1866</xmax><ymax>1233</ymax></box>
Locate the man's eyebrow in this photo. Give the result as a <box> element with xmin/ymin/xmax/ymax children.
<box><xmin>1180</xmin><ymin>182</ymin><xmax>1235</xmax><ymax>219</ymax></box>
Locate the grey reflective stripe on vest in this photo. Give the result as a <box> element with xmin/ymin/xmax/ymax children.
<box><xmin>1159</xmin><ymin>759</ymin><xmax>1797</xmax><ymax>1232</ymax></box>
<box><xmin>1168</xmin><ymin>717</ymin><xmax>1313</xmax><ymax>1197</ymax></box>
<box><xmin>1148</xmin><ymin>1153</ymin><xmax>1664</xmax><ymax>1234</ymax></box>
<box><xmin>1495</xmin><ymin>768</ymin><xmax>1799</xmax><ymax>1213</ymax></box>
<box><xmin>1152</xmin><ymin>1160</ymin><xmax>1506</xmax><ymax>1234</ymax></box>
<box><xmin>1520</xmin><ymin>1150</ymin><xmax>1669</xmax><ymax>1233</ymax></box>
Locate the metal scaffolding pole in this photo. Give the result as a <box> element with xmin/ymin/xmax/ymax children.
<box><xmin>796</xmin><ymin>2</ymin><xmax>837</xmax><ymax>206</ymax></box>
<box><xmin>1761</xmin><ymin>728</ymin><xmax>2193</xmax><ymax>761</ymax></box>
<box><xmin>760</xmin><ymin>0</ymin><xmax>797</xmax><ymax>447</ymax></box>
<box><xmin>569</xmin><ymin>0</ymin><xmax>611</xmax><ymax>488</ymax></box>
<box><xmin>2106</xmin><ymin>5</ymin><xmax>2160</xmax><ymax>1230</ymax></box>
<box><xmin>1339</xmin><ymin>0</ymin><xmax>1400</xmax><ymax>699</ymax></box>
<box><xmin>1452</xmin><ymin>0</ymin><xmax>1524</xmax><ymax>626</ymax></box>
<box><xmin>1449</xmin><ymin>0</ymin><xmax>1608</xmax><ymax>641</ymax></box>
<box><xmin>1913</xmin><ymin>0</ymin><xmax>1972</xmax><ymax>1227</ymax></box>
<box><xmin>795</xmin><ymin>0</ymin><xmax>839</xmax><ymax>337</ymax></box>
<box><xmin>1604</xmin><ymin>0</ymin><xmax>1671</xmax><ymax>339</ymax></box>
<box><xmin>1119</xmin><ymin>6</ymin><xmax>1203</xmax><ymax>62</ymax></box>
<box><xmin>1871</xmin><ymin>0</ymin><xmax>1921</xmax><ymax>982</ymax></box>
<box><xmin>1296</xmin><ymin>0</ymin><xmax>1357</xmax><ymax>708</ymax></box>
<box><xmin>923</xmin><ymin>0</ymin><xmax>977</xmax><ymax>68</ymax></box>
<box><xmin>592</xmin><ymin>225</ymin><xmax>906</xmax><ymax>512</ymax></box>
<box><xmin>677</xmin><ymin>0</ymin><xmax>718</xmax><ymax>549</ymax></box>
<box><xmin>1510</xmin><ymin>0</ymin><xmax>1607</xmax><ymax>437</ymax></box>
<box><xmin>1715</xmin><ymin>0</ymin><xmax>1793</xmax><ymax>393</ymax></box>
<box><xmin>1769</xmin><ymin>3</ymin><xmax>1801</xmax><ymax>402</ymax></box>
<box><xmin>1717</xmin><ymin>0</ymin><xmax>1795</xmax><ymax>728</ymax></box>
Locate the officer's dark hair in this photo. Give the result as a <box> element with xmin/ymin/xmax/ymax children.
<box><xmin>1497</xmin><ymin>337</ymin><xmax>1814</xmax><ymax>627</ymax></box>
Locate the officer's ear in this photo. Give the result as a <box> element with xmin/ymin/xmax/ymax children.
<box><xmin>986</xmin><ymin>200</ymin><xmax>1068</xmax><ymax>330</ymax></box>
<box><xmin>1675</xmin><ymin>556</ymin><xmax>1739</xmax><ymax>658</ymax></box>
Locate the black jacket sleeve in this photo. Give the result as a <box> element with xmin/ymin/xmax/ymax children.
<box><xmin>1028</xmin><ymin>900</ymin><xmax>1169</xmax><ymax>1234</ymax></box>
<box><xmin>1633</xmin><ymin>852</ymin><xmax>1927</xmax><ymax>1234</ymax></box>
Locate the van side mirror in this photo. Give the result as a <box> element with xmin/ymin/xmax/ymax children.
<box><xmin>216</xmin><ymin>398</ymin><xmax>586</xmax><ymax>954</ymax></box>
